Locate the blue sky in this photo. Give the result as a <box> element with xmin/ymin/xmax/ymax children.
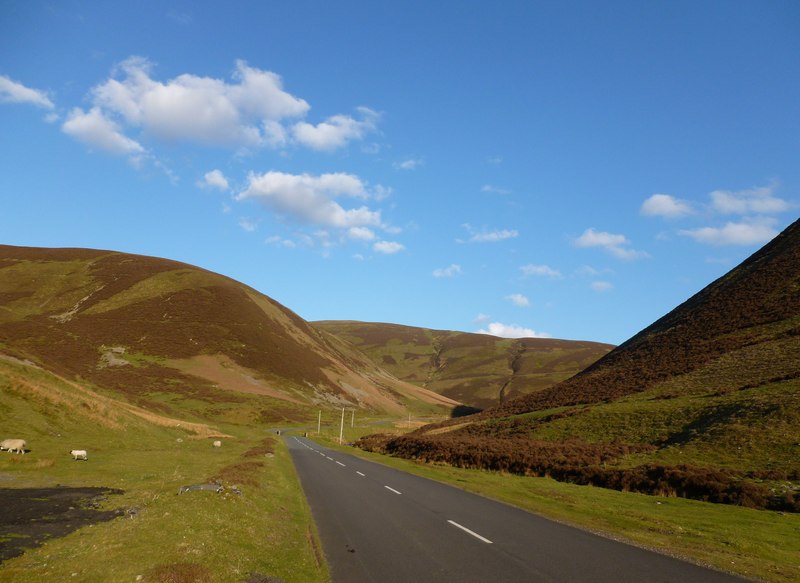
<box><xmin>1</xmin><ymin>1</ymin><xmax>798</xmax><ymax>345</ymax></box>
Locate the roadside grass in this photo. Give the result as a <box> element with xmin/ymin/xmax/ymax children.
<box><xmin>316</xmin><ymin>436</ymin><xmax>800</xmax><ymax>583</ymax></box>
<box><xmin>0</xmin><ymin>361</ymin><xmax>329</xmax><ymax>583</ymax></box>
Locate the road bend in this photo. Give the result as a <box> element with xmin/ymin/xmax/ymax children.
<box><xmin>286</xmin><ymin>436</ymin><xmax>746</xmax><ymax>583</ymax></box>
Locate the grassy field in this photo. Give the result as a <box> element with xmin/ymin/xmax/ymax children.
<box><xmin>0</xmin><ymin>358</ymin><xmax>329</xmax><ymax>583</ymax></box>
<box><xmin>315</xmin><ymin>434</ymin><xmax>800</xmax><ymax>583</ymax></box>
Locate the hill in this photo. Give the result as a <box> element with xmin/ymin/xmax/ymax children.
<box><xmin>0</xmin><ymin>245</ymin><xmax>456</xmax><ymax>422</ymax></box>
<box><xmin>358</xmin><ymin>218</ymin><xmax>800</xmax><ymax>511</ymax></box>
<box><xmin>313</xmin><ymin>321</ymin><xmax>613</xmax><ymax>410</ymax></box>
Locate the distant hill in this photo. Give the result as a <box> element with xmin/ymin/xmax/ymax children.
<box><xmin>358</xmin><ymin>218</ymin><xmax>800</xmax><ymax>511</ymax></box>
<box><xmin>0</xmin><ymin>245</ymin><xmax>457</xmax><ymax>422</ymax></box>
<box><xmin>313</xmin><ymin>321</ymin><xmax>613</xmax><ymax>410</ymax></box>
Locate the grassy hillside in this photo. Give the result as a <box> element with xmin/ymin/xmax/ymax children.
<box><xmin>358</xmin><ymin>218</ymin><xmax>800</xmax><ymax>512</ymax></box>
<box><xmin>0</xmin><ymin>355</ymin><xmax>328</xmax><ymax>582</ymax></box>
<box><xmin>314</xmin><ymin>321</ymin><xmax>612</xmax><ymax>409</ymax></box>
<box><xmin>0</xmin><ymin>245</ymin><xmax>456</xmax><ymax>419</ymax></box>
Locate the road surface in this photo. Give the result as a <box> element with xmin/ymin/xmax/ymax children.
<box><xmin>287</xmin><ymin>435</ymin><xmax>746</xmax><ymax>583</ymax></box>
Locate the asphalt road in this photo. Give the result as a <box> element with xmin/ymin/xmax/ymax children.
<box><xmin>286</xmin><ymin>436</ymin><xmax>747</xmax><ymax>583</ymax></box>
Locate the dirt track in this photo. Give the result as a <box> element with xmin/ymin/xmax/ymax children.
<box><xmin>0</xmin><ymin>487</ymin><xmax>123</xmax><ymax>563</ymax></box>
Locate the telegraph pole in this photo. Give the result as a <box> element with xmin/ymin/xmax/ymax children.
<box><xmin>339</xmin><ymin>407</ymin><xmax>345</xmax><ymax>444</ymax></box>
<box><xmin>317</xmin><ymin>410</ymin><xmax>321</xmax><ymax>435</ymax></box>
<box><xmin>351</xmin><ymin>409</ymin><xmax>355</xmax><ymax>428</ymax></box>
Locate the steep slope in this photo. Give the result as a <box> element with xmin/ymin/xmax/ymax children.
<box><xmin>0</xmin><ymin>245</ymin><xmax>456</xmax><ymax>419</ymax></box>
<box><xmin>313</xmin><ymin>321</ymin><xmax>613</xmax><ymax>409</ymax></box>
<box><xmin>358</xmin><ymin>218</ymin><xmax>800</xmax><ymax>511</ymax></box>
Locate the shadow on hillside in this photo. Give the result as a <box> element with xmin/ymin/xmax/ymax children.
<box><xmin>451</xmin><ymin>405</ymin><xmax>483</xmax><ymax>418</ymax></box>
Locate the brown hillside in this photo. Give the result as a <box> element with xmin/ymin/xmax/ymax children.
<box><xmin>358</xmin><ymin>219</ymin><xmax>800</xmax><ymax>511</ymax></box>
<box><xmin>313</xmin><ymin>321</ymin><xmax>613</xmax><ymax>409</ymax></box>
<box><xmin>0</xmin><ymin>245</ymin><xmax>456</xmax><ymax>418</ymax></box>
<box><xmin>489</xmin><ymin>216</ymin><xmax>800</xmax><ymax>417</ymax></box>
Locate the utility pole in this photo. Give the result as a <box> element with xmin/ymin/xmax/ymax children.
<box><xmin>351</xmin><ymin>409</ymin><xmax>355</xmax><ymax>428</ymax></box>
<box><xmin>339</xmin><ymin>407</ymin><xmax>345</xmax><ymax>445</ymax></box>
<box><xmin>317</xmin><ymin>410</ymin><xmax>321</xmax><ymax>435</ymax></box>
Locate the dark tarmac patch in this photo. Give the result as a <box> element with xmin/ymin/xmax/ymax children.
<box><xmin>0</xmin><ymin>487</ymin><xmax>124</xmax><ymax>563</ymax></box>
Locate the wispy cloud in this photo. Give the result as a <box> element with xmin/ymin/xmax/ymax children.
<box><xmin>373</xmin><ymin>241</ymin><xmax>405</xmax><ymax>254</ymax></box>
<box><xmin>709</xmin><ymin>183</ymin><xmax>789</xmax><ymax>215</ymax></box>
<box><xmin>433</xmin><ymin>264</ymin><xmax>462</xmax><ymax>278</ymax></box>
<box><xmin>393</xmin><ymin>158</ymin><xmax>423</xmax><ymax>170</ymax></box>
<box><xmin>520</xmin><ymin>264</ymin><xmax>562</xmax><ymax>278</ymax></box>
<box><xmin>590</xmin><ymin>281</ymin><xmax>613</xmax><ymax>292</ymax></box>
<box><xmin>477</xmin><ymin>322</ymin><xmax>550</xmax><ymax>339</ymax></box>
<box><xmin>574</xmin><ymin>228</ymin><xmax>649</xmax><ymax>260</ymax></box>
<box><xmin>481</xmin><ymin>184</ymin><xmax>511</xmax><ymax>195</ymax></box>
<box><xmin>0</xmin><ymin>75</ymin><xmax>54</xmax><ymax>109</ymax></box>
<box><xmin>679</xmin><ymin>218</ymin><xmax>778</xmax><ymax>246</ymax></box>
<box><xmin>62</xmin><ymin>107</ymin><xmax>145</xmax><ymax>157</ymax></box>
<box><xmin>506</xmin><ymin>293</ymin><xmax>530</xmax><ymax>307</ymax></box>
<box><xmin>461</xmin><ymin>224</ymin><xmax>518</xmax><ymax>243</ymax></box>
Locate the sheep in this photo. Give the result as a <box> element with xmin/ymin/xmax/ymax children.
<box><xmin>70</xmin><ymin>449</ymin><xmax>88</xmax><ymax>461</ymax></box>
<box><xmin>212</xmin><ymin>440</ymin><xmax>221</xmax><ymax>447</ymax></box>
<box><xmin>1</xmin><ymin>439</ymin><xmax>26</xmax><ymax>454</ymax></box>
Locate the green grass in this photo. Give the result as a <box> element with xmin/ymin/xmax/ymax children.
<box><xmin>315</xmin><ymin>435</ymin><xmax>800</xmax><ymax>583</ymax></box>
<box><xmin>0</xmin><ymin>359</ymin><xmax>329</xmax><ymax>583</ymax></box>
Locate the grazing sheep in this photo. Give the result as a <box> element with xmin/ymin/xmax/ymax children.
<box><xmin>70</xmin><ymin>449</ymin><xmax>88</xmax><ymax>461</ymax></box>
<box><xmin>1</xmin><ymin>439</ymin><xmax>26</xmax><ymax>454</ymax></box>
<box><xmin>212</xmin><ymin>440</ymin><xmax>222</xmax><ymax>447</ymax></box>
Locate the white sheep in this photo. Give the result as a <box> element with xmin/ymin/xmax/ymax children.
<box><xmin>1</xmin><ymin>439</ymin><xmax>26</xmax><ymax>454</ymax></box>
<box><xmin>70</xmin><ymin>449</ymin><xmax>88</xmax><ymax>461</ymax></box>
<box><xmin>212</xmin><ymin>440</ymin><xmax>222</xmax><ymax>447</ymax></box>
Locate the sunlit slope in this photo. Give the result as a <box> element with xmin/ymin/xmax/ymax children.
<box><xmin>313</xmin><ymin>321</ymin><xmax>613</xmax><ymax>409</ymax></box>
<box><xmin>360</xmin><ymin>219</ymin><xmax>800</xmax><ymax>510</ymax></box>
<box><xmin>0</xmin><ymin>245</ymin><xmax>455</xmax><ymax>418</ymax></box>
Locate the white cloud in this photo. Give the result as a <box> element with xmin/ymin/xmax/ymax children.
<box><xmin>485</xmin><ymin>156</ymin><xmax>503</xmax><ymax>165</ymax></box>
<box><xmin>477</xmin><ymin>322</ymin><xmax>551</xmax><ymax>339</ymax></box>
<box><xmin>591</xmin><ymin>281</ymin><xmax>613</xmax><ymax>292</ymax></box>
<box><xmin>292</xmin><ymin>106</ymin><xmax>379</xmax><ymax>151</ymax></box>
<box><xmin>574</xmin><ymin>228</ymin><xmax>649</xmax><ymax>260</ymax></box>
<box><xmin>641</xmin><ymin>194</ymin><xmax>693</xmax><ymax>218</ymax></box>
<box><xmin>474</xmin><ymin>313</ymin><xmax>491</xmax><ymax>323</ymax></box>
<box><xmin>506</xmin><ymin>293</ymin><xmax>530</xmax><ymax>307</ymax></box>
<box><xmin>520</xmin><ymin>264</ymin><xmax>562</xmax><ymax>278</ymax></box>
<box><xmin>462</xmin><ymin>224</ymin><xmax>519</xmax><ymax>243</ymax></box>
<box><xmin>481</xmin><ymin>184</ymin><xmax>511</xmax><ymax>195</ymax></box>
<box><xmin>237</xmin><ymin>171</ymin><xmax>382</xmax><ymax>229</ymax></box>
<box><xmin>394</xmin><ymin>158</ymin><xmax>423</xmax><ymax>170</ymax></box>
<box><xmin>0</xmin><ymin>75</ymin><xmax>54</xmax><ymax>109</ymax></box>
<box><xmin>348</xmin><ymin>226</ymin><xmax>376</xmax><ymax>241</ymax></box>
<box><xmin>709</xmin><ymin>183</ymin><xmax>789</xmax><ymax>215</ymax></box>
<box><xmin>373</xmin><ymin>241</ymin><xmax>405</xmax><ymax>254</ymax></box>
<box><xmin>238</xmin><ymin>217</ymin><xmax>258</xmax><ymax>232</ymax></box>
<box><xmin>87</xmin><ymin>58</ymin><xmax>310</xmax><ymax>148</ymax></box>
<box><xmin>200</xmin><ymin>169</ymin><xmax>229</xmax><ymax>191</ymax></box>
<box><xmin>265</xmin><ymin>235</ymin><xmax>296</xmax><ymax>248</ymax></box>
<box><xmin>679</xmin><ymin>219</ymin><xmax>778</xmax><ymax>246</ymax></box>
<box><xmin>62</xmin><ymin>107</ymin><xmax>145</xmax><ymax>156</ymax></box>
<box><xmin>433</xmin><ymin>264</ymin><xmax>462</xmax><ymax>278</ymax></box>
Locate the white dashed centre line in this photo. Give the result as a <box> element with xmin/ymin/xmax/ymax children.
<box><xmin>336</xmin><ymin>461</ymin><xmax>346</xmax><ymax>467</ymax></box>
<box><xmin>356</xmin><ymin>471</ymin><xmax>365</xmax><ymax>477</ymax></box>
<box><xmin>447</xmin><ymin>520</ymin><xmax>493</xmax><ymax>544</ymax></box>
<box><xmin>384</xmin><ymin>485</ymin><xmax>402</xmax><ymax>495</ymax></box>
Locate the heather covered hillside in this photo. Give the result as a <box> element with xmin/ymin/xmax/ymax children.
<box><xmin>314</xmin><ymin>321</ymin><xmax>612</xmax><ymax>409</ymax></box>
<box><xmin>0</xmin><ymin>245</ymin><xmax>456</xmax><ymax>421</ymax></box>
<box><xmin>358</xmin><ymin>218</ymin><xmax>800</xmax><ymax>511</ymax></box>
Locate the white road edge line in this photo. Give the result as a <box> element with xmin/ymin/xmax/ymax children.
<box><xmin>356</xmin><ymin>471</ymin><xmax>365</xmax><ymax>477</ymax></box>
<box><xmin>447</xmin><ymin>520</ymin><xmax>493</xmax><ymax>544</ymax></box>
<box><xmin>384</xmin><ymin>485</ymin><xmax>402</xmax><ymax>495</ymax></box>
<box><xmin>336</xmin><ymin>461</ymin><xmax>346</xmax><ymax>466</ymax></box>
